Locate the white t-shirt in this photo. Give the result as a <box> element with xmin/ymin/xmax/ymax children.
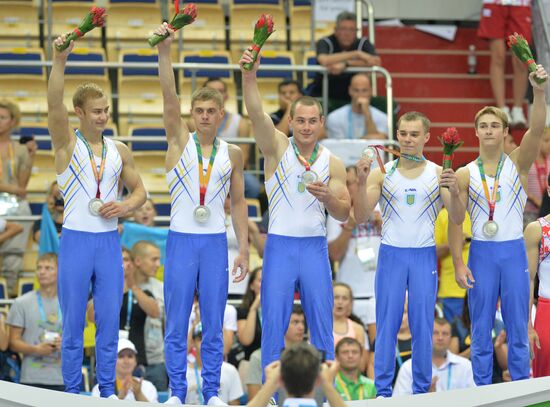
<box><xmin>91</xmin><ymin>377</ymin><xmax>158</xmax><ymax>402</ymax></box>
<box><xmin>326</xmin><ymin>207</ymin><xmax>381</xmax><ymax>298</ymax></box>
<box><xmin>393</xmin><ymin>351</ymin><xmax>475</xmax><ymax>396</ymax></box>
<box><xmin>326</xmin><ymin>104</ymin><xmax>388</xmax><ymax>139</ymax></box>
<box><xmin>188</xmin><ymin>304</ymin><xmax>238</xmax><ymax>332</ymax></box>
<box><xmin>185</xmin><ymin>361</ymin><xmax>244</xmax><ymax>404</ymax></box>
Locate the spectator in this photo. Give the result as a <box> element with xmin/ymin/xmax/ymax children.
<box><xmin>334</xmin><ymin>337</ymin><xmax>376</xmax><ymax>400</ymax></box>
<box><xmin>200</xmin><ymin>78</ymin><xmax>260</xmax><ymax>200</ymax></box>
<box><xmin>309</xmin><ymin>11</ymin><xmax>381</xmax><ymax>112</ymax></box>
<box><xmin>33</xmin><ymin>181</ymin><xmax>63</xmax><ymax>244</ymax></box>
<box><xmin>503</xmin><ymin>134</ymin><xmax>518</xmax><ymax>155</ymax></box>
<box><xmin>333</xmin><ymin>283</ymin><xmax>366</xmax><ymax>349</ymax></box>
<box><xmin>0</xmin><ymin>218</ymin><xmax>24</xmax><ymax>267</ymax></box>
<box><xmin>270</xmin><ymin>80</ymin><xmax>303</xmax><ymax>137</ymax></box>
<box><xmin>133</xmin><ymin>198</ymin><xmax>157</xmax><ymax>227</ymax></box>
<box><xmin>326</xmin><ymin>73</ymin><xmax>388</xmax><ymax>139</ymax></box>
<box><xmin>525</xmin><ymin>128</ymin><xmax>550</xmax><ymax>225</ymax></box>
<box><xmin>88</xmin><ymin>248</ymin><xmax>159</xmax><ymax>367</ymax></box>
<box><xmin>327</xmin><ymin>165</ymin><xmax>379</xmax><ymax>344</ymax></box>
<box><xmin>435</xmin><ymin>207</ymin><xmax>472</xmax><ymax>324</ymax></box>
<box><xmin>236</xmin><ymin>267</ymin><xmax>262</xmax><ymax>362</ymax></box>
<box><xmin>247</xmin><ymin>220</ymin><xmax>265</xmax><ymax>259</ymax></box>
<box><xmin>186</xmin><ymin>323</ymin><xmax>244</xmax><ymax>405</ymax></box>
<box><xmin>0</xmin><ymin>99</ymin><xmax>35</xmax><ymax>295</ymax></box>
<box><xmin>92</xmin><ymin>338</ymin><xmax>158</xmax><ymax>402</ymax></box>
<box><xmin>132</xmin><ymin>241</ymin><xmax>166</xmax><ymax>391</ymax></box>
<box><xmin>246</xmin><ymin>343</ymin><xmax>346</xmax><ymax>407</ymax></box>
<box><xmin>393</xmin><ymin>318</ymin><xmax>475</xmax><ymax>395</ymax></box>
<box><xmin>0</xmin><ymin>309</ymin><xmax>7</xmax><ymax>352</ymax></box>
<box><xmin>189</xmin><ymin>296</ymin><xmax>238</xmax><ymax>360</ymax></box>
<box><xmin>7</xmin><ymin>253</ymin><xmax>63</xmax><ymax>391</ymax></box>
<box><xmin>477</xmin><ymin>0</ymin><xmax>531</xmax><ymax>126</ymax></box>
<box><xmin>449</xmin><ymin>295</ymin><xmax>509</xmax><ymax>383</ymax></box>
<box><xmin>245</xmin><ymin>304</ymin><xmax>305</xmax><ymax>399</ymax></box>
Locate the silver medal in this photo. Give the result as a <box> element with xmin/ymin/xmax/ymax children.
<box><xmin>301</xmin><ymin>170</ymin><xmax>318</xmax><ymax>185</ymax></box>
<box><xmin>193</xmin><ymin>205</ymin><xmax>211</xmax><ymax>223</ymax></box>
<box><xmin>482</xmin><ymin>220</ymin><xmax>498</xmax><ymax>238</ymax></box>
<box><xmin>362</xmin><ymin>147</ymin><xmax>376</xmax><ymax>159</ymax></box>
<box><xmin>88</xmin><ymin>198</ymin><xmax>104</xmax><ymax>216</ymax></box>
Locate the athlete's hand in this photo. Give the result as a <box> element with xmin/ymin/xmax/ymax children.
<box><xmin>320</xmin><ymin>360</ymin><xmax>339</xmax><ymax>387</ymax></box>
<box><xmin>99</xmin><ymin>201</ymin><xmax>131</xmax><ymax>219</ymax></box>
<box><xmin>232</xmin><ymin>250</ymin><xmax>249</xmax><ymax>283</ymax></box>
<box><xmin>528</xmin><ymin>324</ymin><xmax>541</xmax><ymax>359</ymax></box>
<box><xmin>239</xmin><ymin>49</ymin><xmax>261</xmax><ymax>75</ymax></box>
<box><xmin>440</xmin><ymin>168</ymin><xmax>459</xmax><ymax>196</ymax></box>
<box><xmin>306</xmin><ymin>180</ymin><xmax>333</xmax><ymax>203</ymax></box>
<box><xmin>356</xmin><ymin>156</ymin><xmax>373</xmax><ymax>186</ymax></box>
<box><xmin>455</xmin><ymin>263</ymin><xmax>475</xmax><ymax>289</ymax></box>
<box><xmin>153</xmin><ymin>22</ymin><xmax>175</xmax><ymax>52</ymax></box>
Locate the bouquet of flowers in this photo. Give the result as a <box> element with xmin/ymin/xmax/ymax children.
<box><xmin>439</xmin><ymin>127</ymin><xmax>463</xmax><ymax>171</ymax></box>
<box><xmin>242</xmin><ymin>14</ymin><xmax>275</xmax><ymax>71</ymax></box>
<box><xmin>507</xmin><ymin>32</ymin><xmax>546</xmax><ymax>84</ymax></box>
<box><xmin>55</xmin><ymin>6</ymin><xmax>106</xmax><ymax>51</ymax></box>
<box><xmin>148</xmin><ymin>2</ymin><xmax>197</xmax><ymax>47</ymax></box>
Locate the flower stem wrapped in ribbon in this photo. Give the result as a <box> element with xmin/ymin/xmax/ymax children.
<box><xmin>507</xmin><ymin>32</ymin><xmax>546</xmax><ymax>84</ymax></box>
<box><xmin>55</xmin><ymin>6</ymin><xmax>106</xmax><ymax>51</ymax></box>
<box><xmin>439</xmin><ymin>127</ymin><xmax>463</xmax><ymax>171</ymax></box>
<box><xmin>242</xmin><ymin>14</ymin><xmax>275</xmax><ymax>71</ymax></box>
<box><xmin>148</xmin><ymin>2</ymin><xmax>197</xmax><ymax>47</ymax></box>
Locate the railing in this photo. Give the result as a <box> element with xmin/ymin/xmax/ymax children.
<box><xmin>0</xmin><ymin>59</ymin><xmax>394</xmax><ymax>137</ymax></box>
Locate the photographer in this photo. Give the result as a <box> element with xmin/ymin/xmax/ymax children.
<box><xmin>7</xmin><ymin>253</ymin><xmax>63</xmax><ymax>390</ymax></box>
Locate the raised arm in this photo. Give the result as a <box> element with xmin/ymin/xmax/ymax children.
<box><xmin>154</xmin><ymin>24</ymin><xmax>188</xmax><ymax>152</ymax></box>
<box><xmin>240</xmin><ymin>50</ymin><xmax>287</xmax><ymax>159</ymax></box>
<box><xmin>98</xmin><ymin>142</ymin><xmax>146</xmax><ymax>219</ymax></box>
<box><xmin>513</xmin><ymin>66</ymin><xmax>548</xmax><ymax>174</ymax></box>
<box><xmin>307</xmin><ymin>155</ymin><xmax>350</xmax><ymax>222</ymax></box>
<box><xmin>228</xmin><ymin>145</ymin><xmax>249</xmax><ymax>283</ymax></box>
<box><xmin>524</xmin><ymin>220</ymin><xmax>542</xmax><ymax>354</ymax></box>
<box><xmin>354</xmin><ymin>156</ymin><xmax>383</xmax><ymax>224</ymax></box>
<box><xmin>47</xmin><ymin>36</ymin><xmax>75</xmax><ymax>151</ymax></box>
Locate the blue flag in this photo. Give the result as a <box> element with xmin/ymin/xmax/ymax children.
<box><xmin>38</xmin><ymin>204</ymin><xmax>60</xmax><ymax>255</ymax></box>
<box><xmin>120</xmin><ymin>222</ymin><xmax>168</xmax><ymax>264</ymax></box>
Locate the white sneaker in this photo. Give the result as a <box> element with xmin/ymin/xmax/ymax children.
<box><xmin>107</xmin><ymin>394</ymin><xmax>118</xmax><ymax>400</ymax></box>
<box><xmin>207</xmin><ymin>396</ymin><xmax>228</xmax><ymax>406</ymax></box>
<box><xmin>511</xmin><ymin>106</ymin><xmax>527</xmax><ymax>128</ymax></box>
<box><xmin>500</xmin><ymin>106</ymin><xmax>512</xmax><ymax>123</ymax></box>
<box><xmin>164</xmin><ymin>396</ymin><xmax>183</xmax><ymax>405</ymax></box>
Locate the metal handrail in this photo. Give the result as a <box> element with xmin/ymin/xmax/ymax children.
<box><xmin>0</xmin><ymin>60</ymin><xmax>394</xmax><ymax>137</ymax></box>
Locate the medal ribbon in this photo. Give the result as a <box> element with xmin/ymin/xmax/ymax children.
<box><xmin>291</xmin><ymin>139</ymin><xmax>320</xmax><ymax>172</ymax></box>
<box><xmin>0</xmin><ymin>142</ymin><xmax>15</xmax><ymax>181</ymax></box>
<box><xmin>367</xmin><ymin>145</ymin><xmax>425</xmax><ymax>176</ymax></box>
<box><xmin>76</xmin><ymin>129</ymin><xmax>107</xmax><ymax>199</ymax></box>
<box><xmin>193</xmin><ymin>132</ymin><xmax>219</xmax><ymax>206</ymax></box>
<box><xmin>476</xmin><ymin>154</ymin><xmax>505</xmax><ymax>222</ymax></box>
<box><xmin>36</xmin><ymin>291</ymin><xmax>62</xmax><ymax>324</ymax></box>
<box><xmin>336</xmin><ymin>371</ymin><xmax>364</xmax><ymax>401</ymax></box>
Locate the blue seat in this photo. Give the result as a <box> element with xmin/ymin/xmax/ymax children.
<box><xmin>232</xmin><ymin>0</ymin><xmax>281</xmax><ymax>5</ymax></box>
<box><xmin>18</xmin><ymin>124</ymin><xmax>51</xmax><ymax>150</ymax></box>
<box><xmin>0</xmin><ymin>48</ymin><xmax>44</xmax><ymax>77</ymax></box>
<box><xmin>255</xmin><ymin>51</ymin><xmax>294</xmax><ymax>79</ymax></box>
<box><xmin>154</xmin><ymin>203</ymin><xmax>171</xmax><ymax>216</ymax></box>
<box><xmin>121</xmin><ymin>52</ymin><xmax>159</xmax><ymax>77</ymax></box>
<box><xmin>129</xmin><ymin>126</ymin><xmax>167</xmax><ymax>151</ymax></box>
<box><xmin>182</xmin><ymin>51</ymin><xmax>232</xmax><ymax>80</ymax></box>
<box><xmin>66</xmin><ymin>50</ymin><xmax>106</xmax><ymax>77</ymax></box>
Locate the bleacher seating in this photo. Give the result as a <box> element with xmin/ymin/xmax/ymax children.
<box><xmin>128</xmin><ymin>125</ymin><xmax>167</xmax><ymax>151</ymax></box>
<box><xmin>17</xmin><ymin>277</ymin><xmax>34</xmax><ymax>297</ymax></box>
<box><xmin>0</xmin><ymin>2</ymin><xmax>40</xmax><ymax>47</ymax></box>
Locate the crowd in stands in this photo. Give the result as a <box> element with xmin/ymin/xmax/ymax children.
<box><xmin>0</xmin><ymin>2</ymin><xmax>547</xmax><ymax>404</ymax></box>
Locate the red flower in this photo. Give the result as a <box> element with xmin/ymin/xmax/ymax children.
<box><xmin>255</xmin><ymin>14</ymin><xmax>274</xmax><ymax>34</ymax></box>
<box><xmin>91</xmin><ymin>6</ymin><xmax>106</xmax><ymax>27</ymax></box>
<box><xmin>442</xmin><ymin>127</ymin><xmax>461</xmax><ymax>145</ymax></box>
<box><xmin>182</xmin><ymin>3</ymin><xmax>197</xmax><ymax>20</ymax></box>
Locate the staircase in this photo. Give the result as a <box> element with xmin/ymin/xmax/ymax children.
<box><xmin>372</xmin><ymin>26</ymin><xmax>527</xmax><ymax>165</ymax></box>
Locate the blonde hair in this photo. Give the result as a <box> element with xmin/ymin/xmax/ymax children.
<box><xmin>397</xmin><ymin>111</ymin><xmax>430</xmax><ymax>134</ymax></box>
<box><xmin>290</xmin><ymin>96</ymin><xmax>324</xmax><ymax>118</ymax></box>
<box><xmin>474</xmin><ymin>106</ymin><xmax>509</xmax><ymax>129</ymax></box>
<box><xmin>72</xmin><ymin>82</ymin><xmax>106</xmax><ymax>109</ymax></box>
<box><xmin>191</xmin><ymin>87</ymin><xmax>223</xmax><ymax>109</ymax></box>
<box><xmin>37</xmin><ymin>252</ymin><xmax>58</xmax><ymax>267</ymax></box>
<box><xmin>0</xmin><ymin>99</ymin><xmax>21</xmax><ymax>127</ymax></box>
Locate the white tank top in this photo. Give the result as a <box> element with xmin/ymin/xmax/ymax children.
<box><xmin>265</xmin><ymin>140</ymin><xmax>331</xmax><ymax>237</ymax></box>
<box><xmin>537</xmin><ymin>217</ymin><xmax>550</xmax><ymax>299</ymax></box>
<box><xmin>380</xmin><ymin>160</ymin><xmax>442</xmax><ymax>248</ymax></box>
<box><xmin>467</xmin><ymin>156</ymin><xmax>526</xmax><ymax>241</ymax></box>
<box><xmin>166</xmin><ymin>134</ymin><xmax>232</xmax><ymax>234</ymax></box>
<box><xmin>218</xmin><ymin>112</ymin><xmax>241</xmax><ymax>139</ymax></box>
<box><xmin>57</xmin><ymin>135</ymin><xmax>122</xmax><ymax>233</ymax></box>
